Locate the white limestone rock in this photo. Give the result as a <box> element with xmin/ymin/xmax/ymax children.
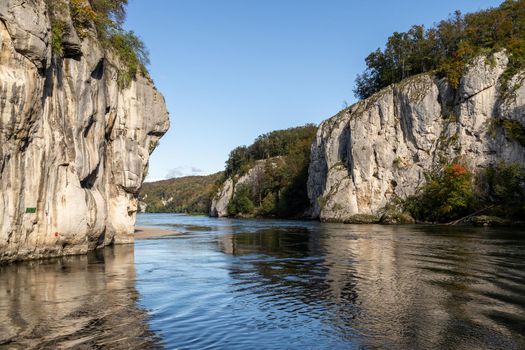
<box><xmin>210</xmin><ymin>158</ymin><xmax>277</xmax><ymax>217</ymax></box>
<box><xmin>0</xmin><ymin>0</ymin><xmax>169</xmax><ymax>262</ymax></box>
<box><xmin>308</xmin><ymin>52</ymin><xmax>525</xmax><ymax>222</ymax></box>
<box><xmin>210</xmin><ymin>178</ymin><xmax>234</xmax><ymax>217</ymax></box>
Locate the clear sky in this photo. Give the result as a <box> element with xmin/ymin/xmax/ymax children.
<box><xmin>124</xmin><ymin>0</ymin><xmax>502</xmax><ymax>181</ymax></box>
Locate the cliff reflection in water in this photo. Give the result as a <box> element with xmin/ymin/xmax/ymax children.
<box><xmin>216</xmin><ymin>224</ymin><xmax>525</xmax><ymax>349</ymax></box>
<box><xmin>0</xmin><ymin>245</ymin><xmax>160</xmax><ymax>349</ymax></box>
<box><xmin>8</xmin><ymin>213</ymin><xmax>520</xmax><ymax>350</ymax></box>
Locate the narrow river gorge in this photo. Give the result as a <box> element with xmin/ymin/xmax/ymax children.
<box><xmin>1</xmin><ymin>214</ymin><xmax>524</xmax><ymax>349</ymax></box>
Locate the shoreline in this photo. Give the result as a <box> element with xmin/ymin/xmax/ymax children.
<box><xmin>134</xmin><ymin>226</ymin><xmax>179</xmax><ymax>240</ymax></box>
<box><xmin>140</xmin><ymin>213</ymin><xmax>524</xmax><ymax>227</ymax></box>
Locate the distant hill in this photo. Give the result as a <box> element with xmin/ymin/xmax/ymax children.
<box><xmin>140</xmin><ymin>124</ymin><xmax>318</xmax><ymax>218</ymax></box>
<box><xmin>139</xmin><ymin>172</ymin><xmax>224</xmax><ymax>214</ymax></box>
<box><xmin>211</xmin><ymin>124</ymin><xmax>318</xmax><ymax>218</ymax></box>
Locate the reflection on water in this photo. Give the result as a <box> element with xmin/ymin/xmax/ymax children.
<box><xmin>0</xmin><ymin>245</ymin><xmax>160</xmax><ymax>349</ymax></box>
<box><xmin>136</xmin><ymin>214</ymin><xmax>525</xmax><ymax>350</ymax></box>
<box><xmin>2</xmin><ymin>214</ymin><xmax>525</xmax><ymax>349</ymax></box>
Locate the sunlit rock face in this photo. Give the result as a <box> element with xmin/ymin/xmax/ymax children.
<box><xmin>308</xmin><ymin>52</ymin><xmax>525</xmax><ymax>222</ymax></box>
<box><xmin>0</xmin><ymin>0</ymin><xmax>169</xmax><ymax>262</ymax></box>
<box><xmin>210</xmin><ymin>178</ymin><xmax>234</xmax><ymax>217</ymax></box>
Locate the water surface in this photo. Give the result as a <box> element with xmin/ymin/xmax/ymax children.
<box><xmin>1</xmin><ymin>214</ymin><xmax>525</xmax><ymax>349</ymax></box>
<box><xmin>0</xmin><ymin>245</ymin><xmax>160</xmax><ymax>349</ymax></box>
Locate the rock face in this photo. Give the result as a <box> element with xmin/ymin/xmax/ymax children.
<box><xmin>308</xmin><ymin>52</ymin><xmax>525</xmax><ymax>222</ymax></box>
<box><xmin>210</xmin><ymin>159</ymin><xmax>275</xmax><ymax>217</ymax></box>
<box><xmin>210</xmin><ymin>178</ymin><xmax>234</xmax><ymax>217</ymax></box>
<box><xmin>0</xmin><ymin>1</ymin><xmax>169</xmax><ymax>262</ymax></box>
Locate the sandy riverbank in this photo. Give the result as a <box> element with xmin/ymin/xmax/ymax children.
<box><xmin>134</xmin><ymin>226</ymin><xmax>179</xmax><ymax>240</ymax></box>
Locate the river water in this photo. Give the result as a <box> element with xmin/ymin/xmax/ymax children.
<box><xmin>1</xmin><ymin>214</ymin><xmax>524</xmax><ymax>349</ymax></box>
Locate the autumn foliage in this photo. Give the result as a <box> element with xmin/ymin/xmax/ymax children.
<box><xmin>406</xmin><ymin>163</ymin><xmax>474</xmax><ymax>222</ymax></box>
<box><xmin>354</xmin><ymin>0</ymin><xmax>525</xmax><ymax>99</ymax></box>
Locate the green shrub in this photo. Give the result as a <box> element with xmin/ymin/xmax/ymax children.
<box><xmin>502</xmin><ymin>120</ymin><xmax>525</xmax><ymax>146</ymax></box>
<box><xmin>227</xmin><ymin>185</ymin><xmax>255</xmax><ymax>216</ymax></box>
<box><xmin>45</xmin><ymin>0</ymin><xmax>149</xmax><ymax>87</ymax></box>
<box><xmin>491</xmin><ymin>118</ymin><xmax>525</xmax><ymax>146</ymax></box>
<box><xmin>108</xmin><ymin>31</ymin><xmax>149</xmax><ymax>87</ymax></box>
<box><xmin>51</xmin><ymin>20</ymin><xmax>65</xmax><ymax>56</ymax></box>
<box><xmin>70</xmin><ymin>0</ymin><xmax>97</xmax><ymax>38</ymax></box>
<box><xmin>406</xmin><ymin>163</ymin><xmax>474</xmax><ymax>222</ymax></box>
<box><xmin>499</xmin><ymin>36</ymin><xmax>525</xmax><ymax>97</ymax></box>
<box><xmin>484</xmin><ymin>162</ymin><xmax>525</xmax><ymax>218</ymax></box>
<box><xmin>87</xmin><ymin>0</ymin><xmax>150</xmax><ymax>87</ymax></box>
<box><xmin>45</xmin><ymin>0</ymin><xmax>66</xmax><ymax>56</ymax></box>
<box><xmin>342</xmin><ymin>214</ymin><xmax>380</xmax><ymax>224</ymax></box>
<box><xmin>259</xmin><ymin>192</ymin><xmax>277</xmax><ymax>216</ymax></box>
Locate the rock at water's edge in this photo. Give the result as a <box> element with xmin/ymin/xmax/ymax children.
<box><xmin>0</xmin><ymin>0</ymin><xmax>169</xmax><ymax>262</ymax></box>
<box><xmin>308</xmin><ymin>52</ymin><xmax>525</xmax><ymax>222</ymax></box>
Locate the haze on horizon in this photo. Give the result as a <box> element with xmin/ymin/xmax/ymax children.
<box><xmin>124</xmin><ymin>0</ymin><xmax>502</xmax><ymax>182</ymax></box>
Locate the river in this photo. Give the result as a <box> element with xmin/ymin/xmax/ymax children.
<box><xmin>1</xmin><ymin>213</ymin><xmax>524</xmax><ymax>349</ymax></box>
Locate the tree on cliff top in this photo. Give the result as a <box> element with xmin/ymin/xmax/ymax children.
<box><xmin>354</xmin><ymin>0</ymin><xmax>525</xmax><ymax>99</ymax></box>
<box><xmin>47</xmin><ymin>0</ymin><xmax>149</xmax><ymax>87</ymax></box>
<box><xmin>223</xmin><ymin>124</ymin><xmax>317</xmax><ymax>218</ymax></box>
<box><xmin>225</xmin><ymin>124</ymin><xmax>317</xmax><ymax>177</ymax></box>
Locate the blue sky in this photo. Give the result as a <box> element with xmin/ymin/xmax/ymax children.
<box><xmin>125</xmin><ymin>0</ymin><xmax>502</xmax><ymax>181</ymax></box>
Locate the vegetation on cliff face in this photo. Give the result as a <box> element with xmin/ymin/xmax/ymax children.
<box><xmin>406</xmin><ymin>164</ymin><xmax>474</xmax><ymax>222</ymax></box>
<box><xmin>354</xmin><ymin>0</ymin><xmax>525</xmax><ymax>99</ymax></box>
<box><xmin>50</xmin><ymin>19</ymin><xmax>65</xmax><ymax>55</ymax></box>
<box><xmin>139</xmin><ymin>172</ymin><xmax>223</xmax><ymax>214</ymax></box>
<box><xmin>497</xmin><ymin>119</ymin><xmax>525</xmax><ymax>146</ymax></box>
<box><xmin>405</xmin><ymin>162</ymin><xmax>525</xmax><ymax>223</ymax></box>
<box><xmin>224</xmin><ymin>124</ymin><xmax>317</xmax><ymax>218</ymax></box>
<box><xmin>225</xmin><ymin>124</ymin><xmax>317</xmax><ymax>177</ymax></box>
<box><xmin>482</xmin><ymin>162</ymin><xmax>525</xmax><ymax>219</ymax></box>
<box><xmin>46</xmin><ymin>0</ymin><xmax>149</xmax><ymax>86</ymax></box>
<box><xmin>138</xmin><ymin>124</ymin><xmax>316</xmax><ymax>217</ymax></box>
<box><xmin>227</xmin><ymin>185</ymin><xmax>256</xmax><ymax>216</ymax></box>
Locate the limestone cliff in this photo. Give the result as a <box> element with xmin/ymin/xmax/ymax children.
<box><xmin>210</xmin><ymin>178</ymin><xmax>234</xmax><ymax>217</ymax></box>
<box><xmin>0</xmin><ymin>0</ymin><xmax>169</xmax><ymax>262</ymax></box>
<box><xmin>210</xmin><ymin>159</ymin><xmax>277</xmax><ymax>217</ymax></box>
<box><xmin>308</xmin><ymin>52</ymin><xmax>525</xmax><ymax>222</ymax></box>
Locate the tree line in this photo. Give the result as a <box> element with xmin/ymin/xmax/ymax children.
<box><xmin>225</xmin><ymin>124</ymin><xmax>318</xmax><ymax>218</ymax></box>
<box><xmin>354</xmin><ymin>0</ymin><xmax>525</xmax><ymax>99</ymax></box>
<box><xmin>46</xmin><ymin>0</ymin><xmax>149</xmax><ymax>87</ymax></box>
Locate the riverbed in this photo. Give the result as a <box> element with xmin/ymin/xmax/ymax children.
<box><xmin>1</xmin><ymin>213</ymin><xmax>524</xmax><ymax>349</ymax></box>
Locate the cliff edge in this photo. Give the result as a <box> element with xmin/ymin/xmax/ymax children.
<box><xmin>308</xmin><ymin>52</ymin><xmax>525</xmax><ymax>222</ymax></box>
<box><xmin>0</xmin><ymin>0</ymin><xmax>169</xmax><ymax>262</ymax></box>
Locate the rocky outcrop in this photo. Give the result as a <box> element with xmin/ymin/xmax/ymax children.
<box><xmin>210</xmin><ymin>158</ymin><xmax>278</xmax><ymax>217</ymax></box>
<box><xmin>308</xmin><ymin>52</ymin><xmax>525</xmax><ymax>222</ymax></box>
<box><xmin>0</xmin><ymin>0</ymin><xmax>169</xmax><ymax>262</ymax></box>
<box><xmin>210</xmin><ymin>178</ymin><xmax>234</xmax><ymax>217</ymax></box>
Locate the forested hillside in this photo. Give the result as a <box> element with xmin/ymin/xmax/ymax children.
<box><xmin>139</xmin><ymin>172</ymin><xmax>223</xmax><ymax>213</ymax></box>
<box><xmin>140</xmin><ymin>124</ymin><xmax>317</xmax><ymax>216</ymax></box>
<box><xmin>212</xmin><ymin>124</ymin><xmax>318</xmax><ymax>218</ymax></box>
<box><xmin>225</xmin><ymin>124</ymin><xmax>318</xmax><ymax>177</ymax></box>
